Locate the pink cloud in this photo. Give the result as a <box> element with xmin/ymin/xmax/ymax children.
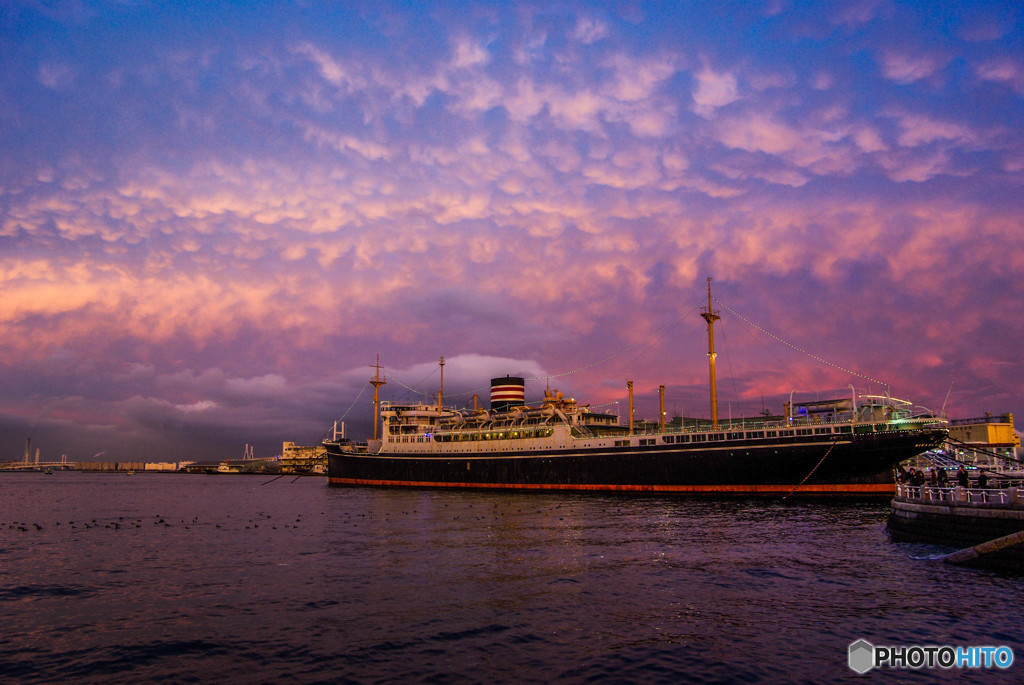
<box><xmin>692</xmin><ymin>66</ymin><xmax>740</xmax><ymax>115</ymax></box>
<box><xmin>976</xmin><ymin>58</ymin><xmax>1024</xmax><ymax>94</ymax></box>
<box><xmin>572</xmin><ymin>17</ymin><xmax>609</xmax><ymax>45</ymax></box>
<box><xmin>879</xmin><ymin>50</ymin><xmax>947</xmax><ymax>84</ymax></box>
<box><xmin>891</xmin><ymin>112</ymin><xmax>977</xmax><ymax>148</ymax></box>
<box><xmin>37</xmin><ymin>61</ymin><xmax>76</xmax><ymax>90</ymax></box>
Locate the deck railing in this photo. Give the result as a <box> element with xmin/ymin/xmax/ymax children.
<box><xmin>895</xmin><ymin>483</ymin><xmax>1024</xmax><ymax>506</ymax></box>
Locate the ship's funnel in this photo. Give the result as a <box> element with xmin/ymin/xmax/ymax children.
<box><xmin>490</xmin><ymin>376</ymin><xmax>525</xmax><ymax>411</ymax></box>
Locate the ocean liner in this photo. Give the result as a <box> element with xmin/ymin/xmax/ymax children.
<box><xmin>325</xmin><ymin>281</ymin><xmax>947</xmax><ymax>495</ymax></box>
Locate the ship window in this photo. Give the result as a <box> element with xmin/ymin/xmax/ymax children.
<box><xmin>663</xmin><ymin>436</ymin><xmax>675</xmax><ymax>444</ymax></box>
<box><xmin>728</xmin><ymin>432</ymin><xmax>743</xmax><ymax>440</ymax></box>
<box><xmin>678</xmin><ymin>435</ymin><xmax>690</xmax><ymax>443</ymax></box>
<box><xmin>765</xmin><ymin>431</ymin><xmax>777</xmax><ymax>438</ymax></box>
<box><xmin>840</xmin><ymin>426</ymin><xmax>852</xmax><ymax>433</ymax></box>
<box><xmin>691</xmin><ymin>435</ymin><xmax>706</xmax><ymax>443</ymax></box>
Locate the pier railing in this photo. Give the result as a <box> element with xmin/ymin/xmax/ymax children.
<box><xmin>895</xmin><ymin>483</ymin><xmax>1024</xmax><ymax>507</ymax></box>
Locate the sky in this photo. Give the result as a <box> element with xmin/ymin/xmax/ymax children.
<box><xmin>2</xmin><ymin>0</ymin><xmax>1023</xmax><ymax>463</ymax></box>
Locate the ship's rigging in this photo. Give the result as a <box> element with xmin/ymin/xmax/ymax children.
<box><xmin>353</xmin><ymin>279</ymin><xmax>898</xmax><ymax>421</ymax></box>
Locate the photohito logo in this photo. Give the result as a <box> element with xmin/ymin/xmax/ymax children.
<box><xmin>848</xmin><ymin>640</ymin><xmax>1014</xmax><ymax>673</ymax></box>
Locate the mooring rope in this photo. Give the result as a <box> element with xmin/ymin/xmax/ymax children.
<box><xmin>943</xmin><ymin>436</ymin><xmax>1024</xmax><ymax>466</ymax></box>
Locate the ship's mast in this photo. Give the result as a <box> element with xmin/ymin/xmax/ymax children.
<box><xmin>700</xmin><ymin>277</ymin><xmax>721</xmax><ymax>429</ymax></box>
<box><xmin>659</xmin><ymin>384</ymin><xmax>666</xmax><ymax>432</ymax></box>
<box><xmin>370</xmin><ymin>355</ymin><xmax>386</xmax><ymax>441</ymax></box>
<box><xmin>627</xmin><ymin>380</ymin><xmax>635</xmax><ymax>434</ymax></box>
<box><xmin>438</xmin><ymin>356</ymin><xmax>445</xmax><ymax>412</ymax></box>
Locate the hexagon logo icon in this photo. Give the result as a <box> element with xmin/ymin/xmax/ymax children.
<box><xmin>848</xmin><ymin>639</ymin><xmax>875</xmax><ymax>674</ymax></box>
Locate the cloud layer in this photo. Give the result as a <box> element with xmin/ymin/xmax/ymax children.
<box><xmin>2</xmin><ymin>1</ymin><xmax>1022</xmax><ymax>461</ymax></box>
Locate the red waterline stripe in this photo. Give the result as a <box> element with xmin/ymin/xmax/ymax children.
<box><xmin>327</xmin><ymin>477</ymin><xmax>894</xmax><ymax>495</ymax></box>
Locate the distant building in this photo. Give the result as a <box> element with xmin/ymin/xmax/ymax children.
<box><xmin>947</xmin><ymin>412</ymin><xmax>1019</xmax><ymax>469</ymax></box>
<box><xmin>280</xmin><ymin>442</ymin><xmax>326</xmax><ymax>474</ymax></box>
<box><xmin>907</xmin><ymin>412</ymin><xmax>1020</xmax><ymax>472</ymax></box>
<box><xmin>77</xmin><ymin>461</ymin><xmax>147</xmax><ymax>472</ymax></box>
<box><xmin>76</xmin><ymin>461</ymin><xmax>181</xmax><ymax>472</ymax></box>
<box><xmin>144</xmin><ymin>462</ymin><xmax>181</xmax><ymax>472</ymax></box>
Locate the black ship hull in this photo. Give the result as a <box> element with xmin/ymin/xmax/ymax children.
<box><xmin>326</xmin><ymin>428</ymin><xmax>947</xmax><ymax>496</ymax></box>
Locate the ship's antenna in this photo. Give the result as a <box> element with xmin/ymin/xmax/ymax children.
<box><xmin>940</xmin><ymin>381</ymin><xmax>954</xmax><ymax>418</ymax></box>
<box><xmin>700</xmin><ymin>276</ymin><xmax>721</xmax><ymax>429</ymax></box>
<box><xmin>370</xmin><ymin>355</ymin><xmax>386</xmax><ymax>441</ymax></box>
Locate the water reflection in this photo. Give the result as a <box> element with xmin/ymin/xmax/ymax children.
<box><xmin>2</xmin><ymin>473</ymin><xmax>1020</xmax><ymax>683</ymax></box>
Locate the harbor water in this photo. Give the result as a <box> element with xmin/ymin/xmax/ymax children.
<box><xmin>2</xmin><ymin>472</ymin><xmax>1021</xmax><ymax>683</ymax></box>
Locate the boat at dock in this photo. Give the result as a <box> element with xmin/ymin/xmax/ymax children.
<box><xmin>325</xmin><ymin>281</ymin><xmax>947</xmax><ymax>495</ymax></box>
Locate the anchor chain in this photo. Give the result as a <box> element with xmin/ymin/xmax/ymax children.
<box><xmin>782</xmin><ymin>440</ymin><xmax>838</xmax><ymax>500</ymax></box>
